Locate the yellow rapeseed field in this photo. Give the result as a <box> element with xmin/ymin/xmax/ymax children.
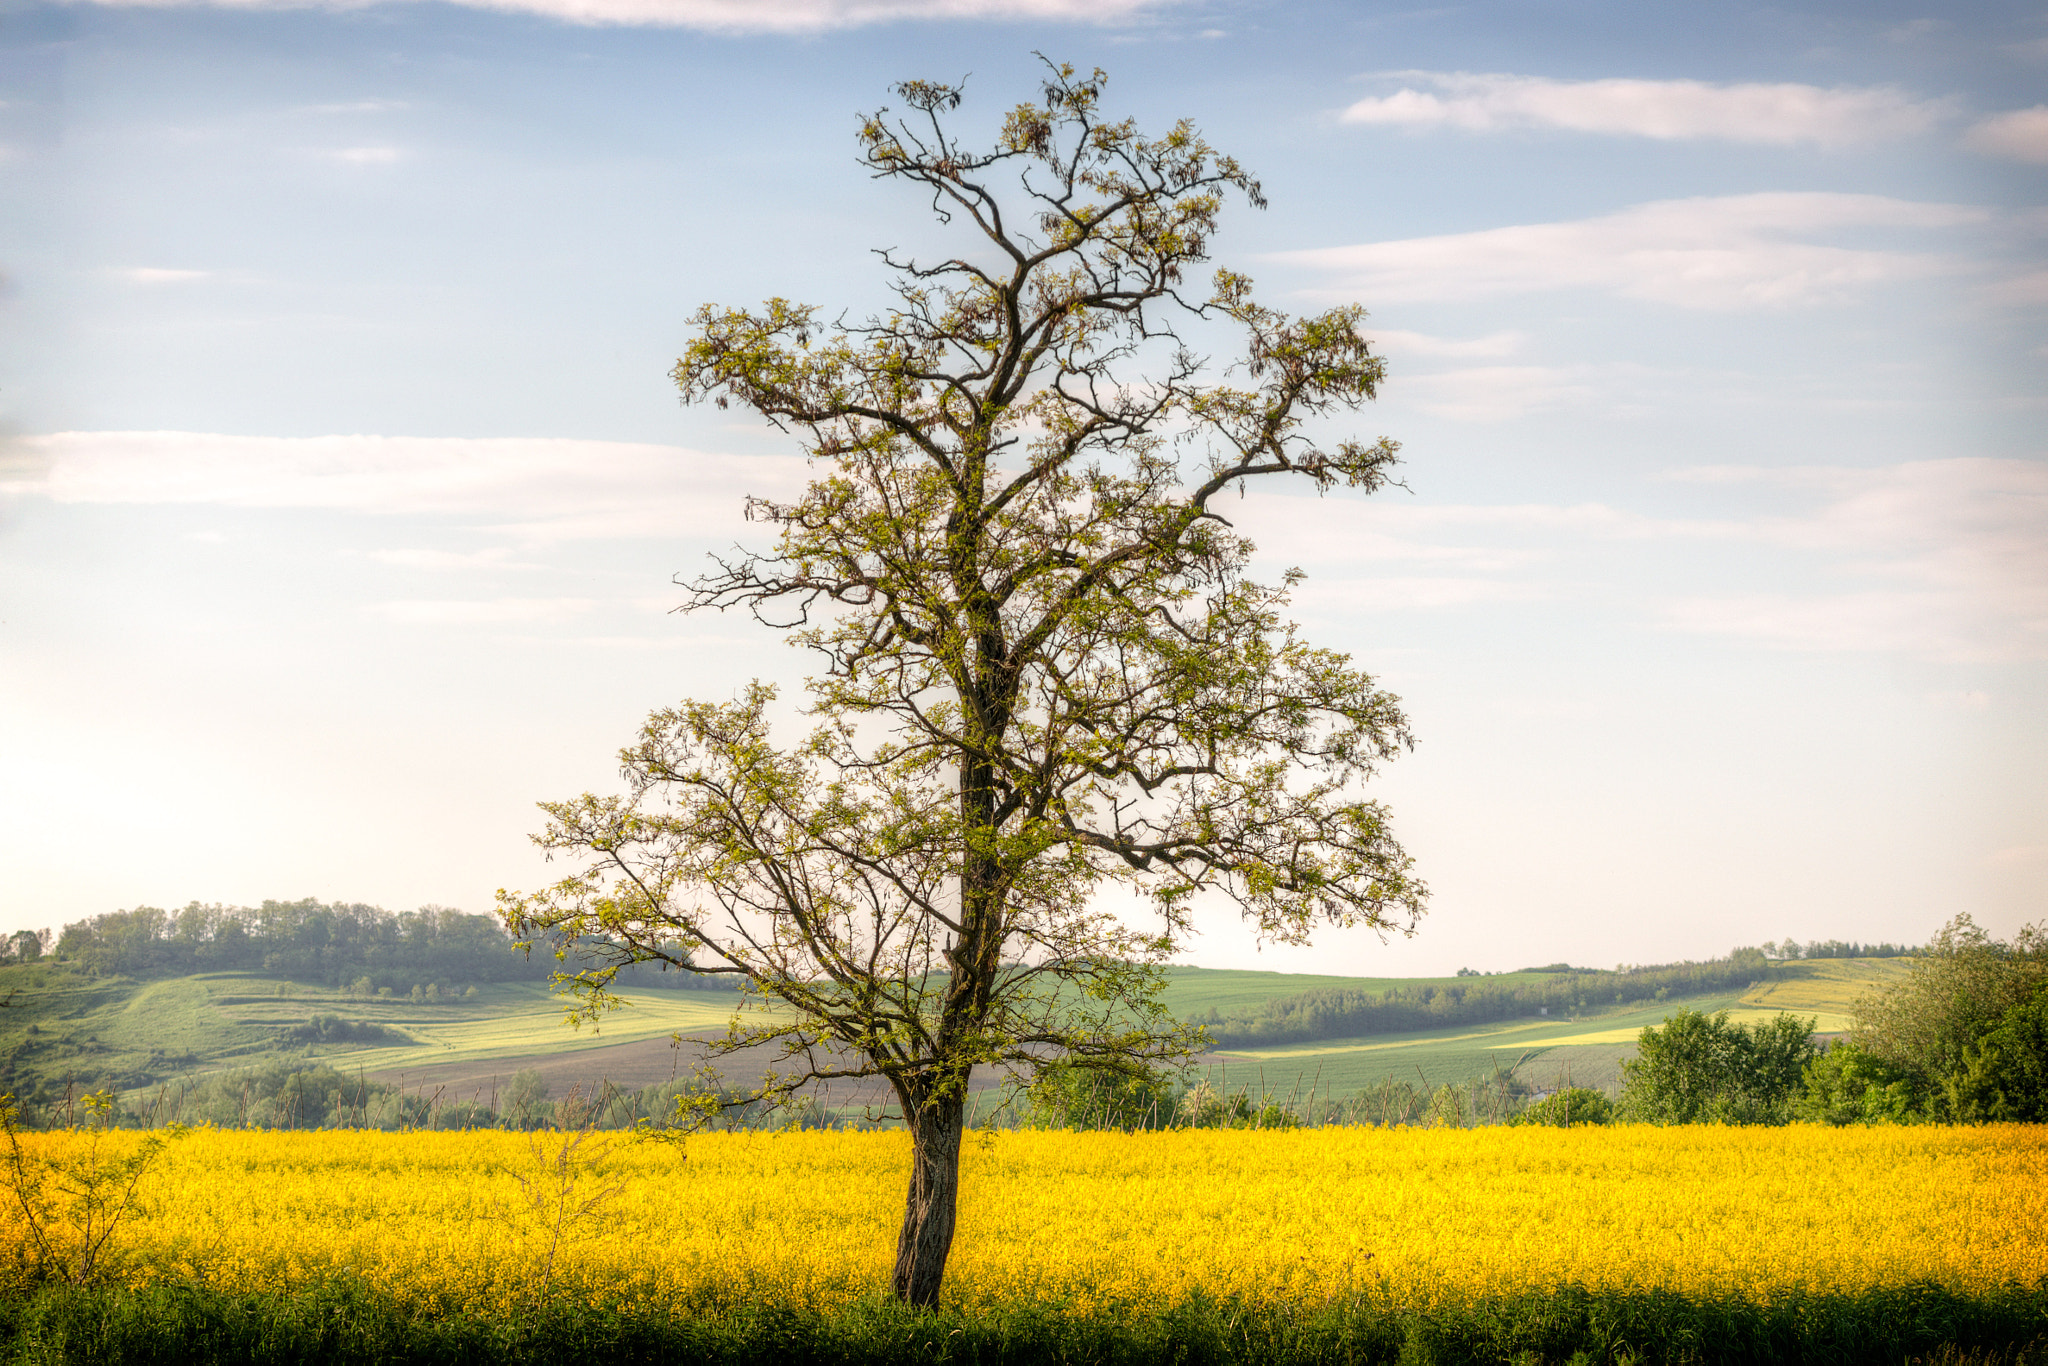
<box><xmin>3</xmin><ymin>1125</ymin><xmax>2041</xmax><ymax>1313</ymax></box>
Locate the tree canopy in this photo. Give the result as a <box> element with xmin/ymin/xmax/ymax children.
<box><xmin>499</xmin><ymin>60</ymin><xmax>1425</xmax><ymax>1305</ymax></box>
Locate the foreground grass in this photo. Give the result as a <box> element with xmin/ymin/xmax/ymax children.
<box><xmin>2</xmin><ymin>1281</ymin><xmax>2042</xmax><ymax>1365</ymax></box>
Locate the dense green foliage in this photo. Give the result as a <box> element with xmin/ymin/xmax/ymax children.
<box><xmin>1513</xmin><ymin>1087</ymin><xmax>1615</xmax><ymax>1127</ymax></box>
<box><xmin>0</xmin><ymin>1280</ymin><xmax>2039</xmax><ymax>1365</ymax></box>
<box><xmin>1608</xmin><ymin>916</ymin><xmax>2048</xmax><ymax>1128</ymax></box>
<box><xmin>1022</xmin><ymin>1061</ymin><xmax>1177</xmax><ymax>1131</ymax></box>
<box><xmin>1945</xmin><ymin>984</ymin><xmax>2048</xmax><ymax>1124</ymax></box>
<box><xmin>1618</xmin><ymin>1009</ymin><xmax>1817</xmax><ymax>1125</ymax></box>
<box><xmin>1792</xmin><ymin>1043</ymin><xmax>1921</xmax><ymax>1126</ymax></box>
<box><xmin>1763</xmin><ymin>937</ymin><xmax>1912</xmax><ymax>961</ymax></box>
<box><xmin>1201</xmin><ymin>951</ymin><xmax>1774</xmax><ymax>1050</ymax></box>
<box><xmin>1850</xmin><ymin>915</ymin><xmax>2048</xmax><ymax>1122</ymax></box>
<box><xmin>41</xmin><ymin>900</ymin><xmax>732</xmax><ymax>996</ymax></box>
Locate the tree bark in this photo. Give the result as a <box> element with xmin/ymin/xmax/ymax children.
<box><xmin>890</xmin><ymin>1084</ymin><xmax>965</xmax><ymax>1307</ymax></box>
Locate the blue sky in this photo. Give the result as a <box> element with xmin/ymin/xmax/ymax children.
<box><xmin>2</xmin><ymin>0</ymin><xmax>2043</xmax><ymax>975</ymax></box>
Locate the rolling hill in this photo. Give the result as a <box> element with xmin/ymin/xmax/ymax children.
<box><xmin>0</xmin><ymin>954</ymin><xmax>1910</xmax><ymax>1116</ymax></box>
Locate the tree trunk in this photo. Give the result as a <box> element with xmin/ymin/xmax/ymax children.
<box><xmin>891</xmin><ymin>1087</ymin><xmax>965</xmax><ymax>1307</ymax></box>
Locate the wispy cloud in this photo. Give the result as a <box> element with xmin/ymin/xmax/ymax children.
<box><xmin>296</xmin><ymin>100</ymin><xmax>410</xmax><ymax>115</ymax></box>
<box><xmin>1338</xmin><ymin>72</ymin><xmax>1951</xmax><ymax>146</ymax></box>
<box><xmin>1964</xmin><ymin>106</ymin><xmax>2048</xmax><ymax>164</ymax></box>
<box><xmin>1274</xmin><ymin>193</ymin><xmax>1984</xmax><ymax>310</ymax></box>
<box><xmin>365</xmin><ymin>597</ymin><xmax>601</xmax><ymax>624</ymax></box>
<box><xmin>70</xmin><ymin>0</ymin><xmax>1171</xmax><ymax>30</ymax></box>
<box><xmin>1234</xmin><ymin>458</ymin><xmax>2047</xmax><ymax>662</ymax></box>
<box><xmin>369</xmin><ymin>546</ymin><xmax>529</xmax><ymax>571</ymax></box>
<box><xmin>1294</xmin><ymin>575</ymin><xmax>1549</xmax><ymax>613</ymax></box>
<box><xmin>1662</xmin><ymin>459</ymin><xmax>2048</xmax><ymax>661</ymax></box>
<box><xmin>111</xmin><ymin>267</ymin><xmax>209</xmax><ymax>284</ymax></box>
<box><xmin>1393</xmin><ymin>364</ymin><xmax>1602</xmax><ymax>421</ymax></box>
<box><xmin>327</xmin><ymin>146</ymin><xmax>403</xmax><ymax>165</ymax></box>
<box><xmin>1368</xmin><ymin>328</ymin><xmax>1525</xmax><ymax>359</ymax></box>
<box><xmin>1</xmin><ymin>431</ymin><xmax>808</xmax><ymax>541</ymax></box>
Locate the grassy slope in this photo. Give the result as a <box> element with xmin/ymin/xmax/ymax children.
<box><xmin>0</xmin><ymin>965</ymin><xmax>753</xmax><ymax>1099</ymax></box>
<box><xmin>0</xmin><ymin>956</ymin><xmax>1909</xmax><ymax>1106</ymax></box>
<box><xmin>1738</xmin><ymin>956</ymin><xmax>1914</xmax><ymax>1022</ymax></box>
<box><xmin>313</xmin><ymin>985</ymin><xmax>750</xmax><ymax>1074</ymax></box>
<box><xmin>1186</xmin><ymin>958</ymin><xmax>1910</xmax><ymax>1097</ymax></box>
<box><xmin>1152</xmin><ymin>966</ymin><xmax>1558</xmax><ymax>1018</ymax></box>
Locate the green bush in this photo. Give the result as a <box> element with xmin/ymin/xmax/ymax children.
<box><xmin>502</xmin><ymin>1069</ymin><xmax>553</xmax><ymax>1130</ymax></box>
<box><xmin>1943</xmin><ymin>984</ymin><xmax>2048</xmax><ymax>1124</ymax></box>
<box><xmin>1854</xmin><ymin>914</ymin><xmax>2047</xmax><ymax>1116</ymax></box>
<box><xmin>1023</xmin><ymin>1061</ymin><xmax>1177</xmax><ymax>1131</ymax></box>
<box><xmin>286</xmin><ymin>1015</ymin><xmax>402</xmax><ymax>1046</ymax></box>
<box><xmin>1620</xmin><ymin>1009</ymin><xmax>1817</xmax><ymax>1125</ymax></box>
<box><xmin>1513</xmin><ymin>1087</ymin><xmax>1614</xmax><ymax>1127</ymax></box>
<box><xmin>1173</xmin><ymin>1078</ymin><xmax>1301</xmax><ymax>1130</ymax></box>
<box><xmin>1793</xmin><ymin>1043</ymin><xmax>1922</xmax><ymax>1126</ymax></box>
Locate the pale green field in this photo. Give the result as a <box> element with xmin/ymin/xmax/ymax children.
<box><xmin>1193</xmin><ymin>993</ymin><xmax>1748</xmax><ymax>1097</ymax></box>
<box><xmin>8</xmin><ymin>954</ymin><xmax>1910</xmax><ymax>1108</ymax></box>
<box><xmin>1152</xmin><ymin>965</ymin><xmax>1558</xmax><ymax>1018</ymax></box>
<box><xmin>1191</xmin><ymin>958</ymin><xmax>1909</xmax><ymax>1098</ymax></box>
<box><xmin>315</xmin><ymin>985</ymin><xmax>756</xmax><ymax>1073</ymax></box>
<box><xmin>1739</xmin><ymin>956</ymin><xmax>1913</xmax><ymax>1021</ymax></box>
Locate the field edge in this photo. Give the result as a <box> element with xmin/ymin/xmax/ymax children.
<box><xmin>2</xmin><ymin>1279</ymin><xmax>2043</xmax><ymax>1366</ymax></box>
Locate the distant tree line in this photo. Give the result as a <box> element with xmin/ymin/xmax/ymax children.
<box><xmin>52</xmin><ymin>1061</ymin><xmax>822</xmax><ymax>1135</ymax></box>
<box><xmin>0</xmin><ymin>930</ymin><xmax>50</xmax><ymax>965</ymax></box>
<box><xmin>1764</xmin><ymin>938</ymin><xmax>1912</xmax><ymax>960</ymax></box>
<box><xmin>41</xmin><ymin>899</ymin><xmax>735</xmax><ymax>997</ymax></box>
<box><xmin>1201</xmin><ymin>950</ymin><xmax>1779</xmax><ymax>1049</ymax></box>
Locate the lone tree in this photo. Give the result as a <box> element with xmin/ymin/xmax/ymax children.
<box><xmin>499</xmin><ymin>61</ymin><xmax>1426</xmax><ymax>1307</ymax></box>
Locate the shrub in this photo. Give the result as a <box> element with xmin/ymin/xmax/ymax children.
<box><xmin>1854</xmin><ymin>914</ymin><xmax>2047</xmax><ymax>1114</ymax></box>
<box><xmin>286</xmin><ymin>1015</ymin><xmax>401</xmax><ymax>1046</ymax></box>
<box><xmin>1943</xmin><ymin>984</ymin><xmax>2048</xmax><ymax>1124</ymax></box>
<box><xmin>1514</xmin><ymin>1087</ymin><xmax>1614</xmax><ymax>1127</ymax></box>
<box><xmin>1024</xmin><ymin>1061</ymin><xmax>1175</xmax><ymax>1131</ymax></box>
<box><xmin>1794</xmin><ymin>1043</ymin><xmax>1922</xmax><ymax>1126</ymax></box>
<box><xmin>503</xmin><ymin>1070</ymin><xmax>553</xmax><ymax>1130</ymax></box>
<box><xmin>1620</xmin><ymin>1009</ymin><xmax>1817</xmax><ymax>1125</ymax></box>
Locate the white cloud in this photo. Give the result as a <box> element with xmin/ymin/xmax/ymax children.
<box><xmin>1964</xmin><ymin>106</ymin><xmax>2048</xmax><ymax>164</ymax></box>
<box><xmin>1659</xmin><ymin>459</ymin><xmax>2048</xmax><ymax>661</ymax></box>
<box><xmin>1392</xmin><ymin>365</ymin><xmax>1600</xmax><ymax>421</ymax></box>
<box><xmin>1989</xmin><ymin>270</ymin><xmax>2048</xmax><ymax>307</ymax></box>
<box><xmin>113</xmin><ymin>268</ymin><xmax>209</xmax><ymax>284</ymax></box>
<box><xmin>1884</xmin><ymin>18</ymin><xmax>1949</xmax><ymax>43</ymax></box>
<box><xmin>1338</xmin><ymin>72</ymin><xmax>1951</xmax><ymax>146</ymax></box>
<box><xmin>1368</xmin><ymin>328</ymin><xmax>1524</xmax><ymax>359</ymax></box>
<box><xmin>365</xmin><ymin>597</ymin><xmax>601</xmax><ymax>624</ymax></box>
<box><xmin>369</xmin><ymin>546</ymin><xmax>527</xmax><ymax>571</ymax></box>
<box><xmin>1295</xmin><ymin>576</ymin><xmax>1548</xmax><ymax>612</ymax></box>
<box><xmin>297</xmin><ymin>100</ymin><xmax>409</xmax><ymax>115</ymax></box>
<box><xmin>69</xmin><ymin>0</ymin><xmax>1167</xmax><ymax>30</ymax></box>
<box><xmin>1</xmin><ymin>431</ymin><xmax>808</xmax><ymax>541</ymax></box>
<box><xmin>328</xmin><ymin>146</ymin><xmax>402</xmax><ymax>165</ymax></box>
<box><xmin>1232</xmin><ymin>458</ymin><xmax>2046</xmax><ymax>662</ymax></box>
<box><xmin>1274</xmin><ymin>193</ymin><xmax>1984</xmax><ymax>311</ymax></box>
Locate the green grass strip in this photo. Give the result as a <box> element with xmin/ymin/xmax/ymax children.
<box><xmin>1</xmin><ymin>1281</ymin><xmax>2042</xmax><ymax>1365</ymax></box>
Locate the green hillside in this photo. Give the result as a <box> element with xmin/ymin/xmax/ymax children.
<box><xmin>1187</xmin><ymin>957</ymin><xmax>1912</xmax><ymax>1100</ymax></box>
<box><xmin>0</xmin><ymin>964</ymin><xmax>756</xmax><ymax>1105</ymax></box>
<box><xmin>0</xmin><ymin>954</ymin><xmax>1912</xmax><ymax>1113</ymax></box>
<box><xmin>1738</xmin><ymin>956</ymin><xmax>1915</xmax><ymax>1024</ymax></box>
<box><xmin>1154</xmin><ymin>966</ymin><xmax>1559</xmax><ymax>1018</ymax></box>
<box><xmin>1193</xmin><ymin>992</ymin><xmax>1753</xmax><ymax>1098</ymax></box>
